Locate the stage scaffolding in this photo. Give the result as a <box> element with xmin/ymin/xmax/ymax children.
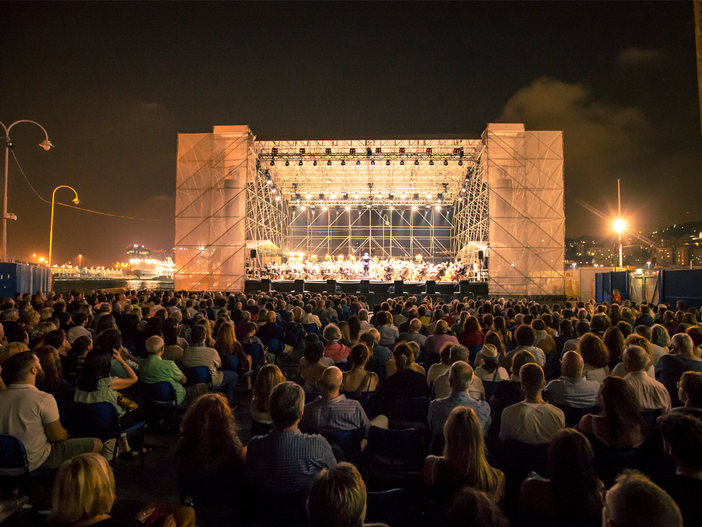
<box><xmin>175</xmin><ymin>125</ymin><xmax>564</xmax><ymax>296</ymax></box>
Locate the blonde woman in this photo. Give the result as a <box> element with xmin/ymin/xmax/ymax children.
<box><xmin>251</xmin><ymin>364</ymin><xmax>286</xmax><ymax>425</ymax></box>
<box><xmin>424</xmin><ymin>406</ymin><xmax>505</xmax><ymax>504</ymax></box>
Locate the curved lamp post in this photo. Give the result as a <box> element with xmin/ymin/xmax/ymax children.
<box><xmin>0</xmin><ymin>120</ymin><xmax>53</xmax><ymax>261</ymax></box>
<box><xmin>48</xmin><ymin>185</ymin><xmax>80</xmax><ymax>268</ymax></box>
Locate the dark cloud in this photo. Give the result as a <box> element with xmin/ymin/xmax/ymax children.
<box><xmin>617</xmin><ymin>47</ymin><xmax>666</xmax><ymax>67</ymax></box>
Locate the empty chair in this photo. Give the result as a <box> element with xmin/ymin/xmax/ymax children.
<box><xmin>321</xmin><ymin>429</ymin><xmax>362</xmax><ymax>462</ymax></box>
<box><xmin>142</xmin><ymin>381</ymin><xmax>187</xmax><ymax>434</ymax></box>
<box><xmin>181</xmin><ymin>365</ymin><xmax>212</xmax><ymax>387</ymax></box>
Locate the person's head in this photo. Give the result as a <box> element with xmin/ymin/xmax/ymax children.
<box><xmin>447</xmin><ymin>344</ymin><xmax>469</xmax><ymax>365</ymax></box>
<box><xmin>177</xmin><ymin>393</ymin><xmax>242</xmax><ymax>464</ymax></box>
<box><xmin>35</xmin><ymin>345</ymin><xmax>63</xmax><ymax>391</ymax></box>
<box><xmin>519</xmin><ymin>363</ymin><xmax>545</xmax><ymax>399</ymax></box>
<box><xmin>600</xmin><ymin>376</ymin><xmax>646</xmax><ymax>441</ymax></box>
<box><xmin>49</xmin><ymin>453</ymin><xmax>115</xmax><ymax>526</ymax></box>
<box><xmin>561</xmin><ymin>350</ymin><xmax>584</xmax><ymax>378</ymax></box>
<box><xmin>191</xmin><ymin>322</ymin><xmax>208</xmax><ymax>343</ymax></box>
<box><xmin>686</xmin><ymin>326</ymin><xmax>702</xmax><ymax>349</ymax></box>
<box><xmin>303</xmin><ymin>341</ymin><xmax>325</xmax><ymax>365</ymax></box>
<box><xmin>511</xmin><ymin>350</ymin><xmax>536</xmax><ymax>378</ymax></box>
<box><xmin>443</xmin><ymin>487</ymin><xmax>509</xmax><ymax>527</ymax></box>
<box><xmin>323</xmin><ymin>324</ymin><xmax>341</xmax><ymax>342</ymax></box>
<box><xmin>659</xmin><ymin>413</ymin><xmax>702</xmax><ymax>472</ymax></box>
<box><xmin>94</xmin><ymin>329</ymin><xmax>122</xmax><ymax>354</ymax></box>
<box><xmin>145</xmin><ymin>335</ymin><xmax>165</xmax><ymax>355</ymax></box>
<box><xmin>650</xmin><ymin>324</ymin><xmax>670</xmax><ymax>349</ymax></box>
<box><xmin>448</xmin><ymin>361</ymin><xmax>474</xmax><ymax>393</ymax></box>
<box><xmin>308</xmin><ymin>462</ymin><xmax>367</xmax><ymax>527</ymax></box>
<box><xmin>320</xmin><ymin>366</ymin><xmax>343</xmax><ymax>398</ymax></box>
<box><xmin>576</xmin><ymin>333</ymin><xmax>610</xmax><ymax>369</ymax></box>
<box><xmin>623</xmin><ymin>345</ymin><xmax>648</xmax><ymax>373</ymax></box>
<box><xmin>678</xmin><ymin>371</ymin><xmax>702</xmax><ymax>408</ymax></box>
<box><xmin>435</xmin><ymin>320</ymin><xmax>448</xmax><ymax>335</ymax></box>
<box><xmin>77</xmin><ymin>349</ymin><xmax>112</xmax><ymax>392</ymax></box>
<box><xmin>392</xmin><ymin>343</ymin><xmax>414</xmax><ymax>371</ymax></box>
<box><xmin>269</xmin><ymin>381</ymin><xmax>305</xmax><ymax>430</ymax></box>
<box><xmin>515</xmin><ymin>325</ymin><xmax>536</xmax><ymax>347</ymax></box>
<box><xmin>1</xmin><ymin>350</ymin><xmax>40</xmax><ymax>385</ymax></box>
<box><xmin>349</xmin><ymin>344</ymin><xmax>370</xmax><ymax>369</ymax></box>
<box><xmin>603</xmin><ymin>470</ymin><xmax>682</xmax><ymax>527</ymax></box>
<box><xmin>671</xmin><ymin>333</ymin><xmax>694</xmax><ymax>357</ymax></box>
<box><xmin>443</xmin><ymin>407</ymin><xmax>496</xmax><ymax>491</ymax></box>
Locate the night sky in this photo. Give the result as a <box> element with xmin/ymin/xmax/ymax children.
<box><xmin>1</xmin><ymin>1</ymin><xmax>700</xmax><ymax>267</ymax></box>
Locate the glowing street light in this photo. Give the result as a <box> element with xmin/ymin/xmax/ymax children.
<box><xmin>49</xmin><ymin>185</ymin><xmax>80</xmax><ymax>268</ymax></box>
<box><xmin>614</xmin><ymin>219</ymin><xmax>625</xmax><ymax>233</ymax></box>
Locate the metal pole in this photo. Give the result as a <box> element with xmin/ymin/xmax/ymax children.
<box><xmin>618</xmin><ymin>179</ymin><xmax>623</xmax><ymax>268</ymax></box>
<box><xmin>49</xmin><ymin>186</ymin><xmax>80</xmax><ymax>268</ymax></box>
<box><xmin>3</xmin><ymin>139</ymin><xmax>8</xmax><ymax>262</ymax></box>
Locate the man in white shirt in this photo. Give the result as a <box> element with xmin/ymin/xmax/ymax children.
<box><xmin>624</xmin><ymin>345</ymin><xmax>671</xmax><ymax>414</ymax></box>
<box><xmin>0</xmin><ymin>351</ymin><xmax>101</xmax><ymax>471</ymax></box>
<box><xmin>500</xmin><ymin>363</ymin><xmax>565</xmax><ymax>445</ymax></box>
<box><xmin>182</xmin><ymin>325</ymin><xmax>238</xmax><ymax>404</ymax></box>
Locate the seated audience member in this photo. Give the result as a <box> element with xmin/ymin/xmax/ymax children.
<box><xmin>488</xmin><ymin>350</ymin><xmax>537</xmax><ymax>442</ymax></box>
<box><xmin>506</xmin><ymin>325</ymin><xmax>546</xmax><ymax>368</ymax></box>
<box><xmin>474</xmin><ymin>343</ymin><xmax>509</xmax><ymax>382</ymax></box>
<box><xmin>657</xmin><ymin>413</ymin><xmax>702</xmax><ymax>527</ymax></box>
<box><xmin>602</xmin><ymin>470</ymin><xmax>682</xmax><ymax>527</ymax></box>
<box><xmin>176</xmin><ymin>393</ymin><xmax>247</xmax><ymax>504</ymax></box>
<box><xmin>214</xmin><ymin>321</ymin><xmax>251</xmax><ymax>388</ymax></box>
<box><xmin>576</xmin><ymin>333</ymin><xmax>611</xmax><ymax>384</ymax></box>
<box><xmin>518</xmin><ymin>429</ymin><xmax>604</xmax><ymax>527</ymax></box>
<box><xmin>375</xmin><ymin>311</ymin><xmax>399</xmax><ymax>347</ymax></box>
<box><xmin>443</xmin><ymin>487</ymin><xmax>509</xmax><ymax>527</ymax></box>
<box><xmin>604</xmin><ymin>326</ymin><xmax>626</xmax><ymax>371</ymax></box>
<box><xmin>622</xmin><ymin>345</ymin><xmax>671</xmax><ymax>413</ymax></box>
<box><xmin>640</xmin><ymin>324</ymin><xmax>669</xmax><ymax>365</ymax></box>
<box><xmin>425</xmin><ymin>320</ymin><xmax>459</xmax><ymax>363</ymax></box>
<box><xmin>673</xmin><ymin>371</ymin><xmax>702</xmax><ymax>419</ymax></box>
<box><xmin>458</xmin><ymin>316</ymin><xmax>484</xmax><ymax>349</ymax></box>
<box><xmin>611</xmin><ymin>334</ymin><xmax>655</xmax><ymax>378</ymax></box>
<box><xmin>0</xmin><ymin>351</ymin><xmax>102</xmax><ymax>472</ymax></box>
<box><xmin>66</xmin><ymin>312</ymin><xmax>91</xmax><ymax>345</ymax></box>
<box><xmin>428</xmin><ymin>361</ymin><xmax>491</xmax><ymax>441</ymax></box>
<box><xmin>323</xmin><ymin>324</ymin><xmax>351</xmax><ymax>363</ymax></box>
<box><xmin>577</xmin><ymin>376</ymin><xmax>646</xmax><ymax>451</ymax></box>
<box><xmin>427</xmin><ymin>342</ymin><xmax>453</xmax><ymax>387</ymax></box>
<box><xmin>359</xmin><ymin>330</ymin><xmax>392</xmax><ymax>370</ymax></box>
<box><xmin>433</xmin><ymin>344</ymin><xmax>485</xmax><ymax>401</ymax></box>
<box><xmin>65</xmin><ymin>336</ymin><xmax>92</xmax><ymax>380</ymax></box>
<box><xmin>307</xmin><ymin>462</ymin><xmax>384</xmax><ymax>527</ymax></box>
<box><xmin>35</xmin><ymin>345</ymin><xmax>75</xmax><ymax>405</ymax></box>
<box><xmin>424</xmin><ymin>407</ymin><xmax>505</xmax><ymax>505</ymax></box>
<box><xmin>246</xmin><ymin>382</ymin><xmax>336</xmax><ymax>495</ymax></box>
<box><xmin>382</xmin><ymin>343</ymin><xmax>428</xmax><ymax>399</ymax></box>
<box><xmin>300</xmin><ymin>341</ymin><xmax>329</xmax><ymax>393</ymax></box>
<box><xmin>543</xmin><ymin>351</ymin><xmax>600</xmax><ymax>408</ymax></box>
<box><xmin>655</xmin><ymin>333</ymin><xmax>702</xmax><ymax>407</ymax></box>
<box><xmin>635</xmin><ymin>304</ymin><xmax>655</xmax><ymax>327</ymax></box>
<box><xmin>398</xmin><ymin>318</ymin><xmax>428</xmax><ymax>348</ymax></box>
<box><xmin>258</xmin><ymin>309</ymin><xmax>285</xmax><ymax>355</ymax></box>
<box><xmin>48</xmin><ymin>452</ymin><xmax>190</xmax><ymax>527</ymax></box>
<box><xmin>251</xmin><ymin>364</ymin><xmax>286</xmax><ymax>427</ymax></box>
<box><xmin>183</xmin><ymin>324</ymin><xmax>238</xmax><ymax>404</ymax></box>
<box><xmin>532</xmin><ymin>318</ymin><xmax>556</xmax><ymax>356</ymax></box>
<box><xmin>563</xmin><ymin>321</ymin><xmax>590</xmax><ymax>354</ymax></box>
<box><xmin>500</xmin><ymin>363</ymin><xmax>565</xmax><ymax>445</ymax></box>
<box><xmin>342</xmin><ymin>344</ymin><xmax>380</xmax><ymax>394</ymax></box>
<box><xmin>139</xmin><ymin>336</ymin><xmax>208</xmax><ymax>406</ymax></box>
<box><xmin>300</xmin><ymin>366</ymin><xmax>386</xmax><ymax>436</ymax></box>
<box><xmin>386</xmin><ymin>340</ymin><xmax>425</xmax><ymax>378</ymax></box>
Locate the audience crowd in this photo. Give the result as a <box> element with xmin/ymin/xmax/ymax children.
<box><xmin>1</xmin><ymin>288</ymin><xmax>702</xmax><ymax>526</ymax></box>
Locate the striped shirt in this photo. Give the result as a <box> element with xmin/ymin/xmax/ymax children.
<box><xmin>247</xmin><ymin>429</ymin><xmax>336</xmax><ymax>494</ymax></box>
<box><xmin>299</xmin><ymin>395</ymin><xmax>370</xmax><ymax>434</ymax></box>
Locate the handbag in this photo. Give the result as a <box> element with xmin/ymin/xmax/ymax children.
<box><xmin>117</xmin><ymin>392</ymin><xmax>139</xmax><ymax>412</ymax></box>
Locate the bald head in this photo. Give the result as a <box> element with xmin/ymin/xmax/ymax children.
<box><xmin>449</xmin><ymin>361</ymin><xmax>474</xmax><ymax>392</ymax></box>
<box><xmin>624</xmin><ymin>345</ymin><xmax>649</xmax><ymax>373</ymax></box>
<box><xmin>435</xmin><ymin>320</ymin><xmax>448</xmax><ymax>334</ymax></box>
<box><xmin>561</xmin><ymin>351</ymin><xmax>584</xmax><ymax>378</ymax></box>
<box><xmin>410</xmin><ymin>318</ymin><xmax>422</xmax><ymax>332</ymax></box>
<box><xmin>320</xmin><ymin>366</ymin><xmax>343</xmax><ymax>399</ymax></box>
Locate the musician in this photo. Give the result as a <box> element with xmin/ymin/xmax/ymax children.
<box><xmin>361</xmin><ymin>252</ymin><xmax>371</xmax><ymax>278</ymax></box>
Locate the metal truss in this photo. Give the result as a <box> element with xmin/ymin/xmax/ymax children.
<box><xmin>451</xmin><ymin>143</ymin><xmax>489</xmax><ymax>262</ymax></box>
<box><xmin>246</xmin><ymin>163</ymin><xmax>289</xmax><ymax>267</ymax></box>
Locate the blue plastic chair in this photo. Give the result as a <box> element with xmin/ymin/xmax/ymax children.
<box><xmin>321</xmin><ymin>429</ymin><xmax>362</xmax><ymax>462</ymax></box>
<box><xmin>346</xmin><ymin>392</ymin><xmax>381</xmax><ymax>419</ymax></box>
<box><xmin>72</xmin><ymin>402</ymin><xmax>146</xmax><ymax>468</ymax></box>
<box><xmin>143</xmin><ymin>381</ymin><xmax>187</xmax><ymax>435</ymax></box>
<box><xmin>386</xmin><ymin>396</ymin><xmax>430</xmax><ymax>426</ymax></box>
<box><xmin>182</xmin><ymin>366</ymin><xmax>213</xmax><ymax>387</ymax></box>
<box><xmin>0</xmin><ymin>434</ymin><xmax>30</xmax><ymax>480</ymax></box>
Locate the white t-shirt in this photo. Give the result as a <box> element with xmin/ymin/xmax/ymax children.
<box><xmin>0</xmin><ymin>384</ymin><xmax>60</xmax><ymax>471</ymax></box>
<box><xmin>500</xmin><ymin>401</ymin><xmax>565</xmax><ymax>445</ymax></box>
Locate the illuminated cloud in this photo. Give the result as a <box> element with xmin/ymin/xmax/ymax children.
<box><xmin>616</xmin><ymin>47</ymin><xmax>666</xmax><ymax>67</ymax></box>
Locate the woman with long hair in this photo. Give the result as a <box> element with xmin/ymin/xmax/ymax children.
<box><xmin>576</xmin><ymin>333</ymin><xmax>610</xmax><ymax>384</ymax></box>
<box><xmin>176</xmin><ymin>393</ymin><xmax>246</xmax><ymax>502</ymax></box>
<box><xmin>382</xmin><ymin>342</ymin><xmax>428</xmax><ymax>400</ymax></box>
<box><xmin>424</xmin><ymin>407</ymin><xmax>505</xmax><ymax>504</ymax></box>
<box><xmin>603</xmin><ymin>326</ymin><xmax>625</xmax><ymax>371</ymax></box>
<box><xmin>458</xmin><ymin>316</ymin><xmax>483</xmax><ymax>348</ymax></box>
<box><xmin>342</xmin><ymin>344</ymin><xmax>379</xmax><ymax>394</ymax></box>
<box><xmin>36</xmin><ymin>345</ymin><xmax>74</xmax><ymax>404</ymax></box>
<box><xmin>493</xmin><ymin>316</ymin><xmax>511</xmax><ymax>351</ymax></box>
<box><xmin>250</xmin><ymin>364</ymin><xmax>285</xmax><ymax>425</ymax></box>
<box><xmin>518</xmin><ymin>429</ymin><xmax>604</xmax><ymax>526</ymax></box>
<box><xmin>577</xmin><ymin>376</ymin><xmax>645</xmax><ymax>451</ymax></box>
<box><xmin>65</xmin><ymin>336</ymin><xmax>93</xmax><ymax>380</ymax></box>
<box><xmin>347</xmin><ymin>315</ymin><xmax>362</xmax><ymax>343</ymax></box>
<box><xmin>338</xmin><ymin>320</ymin><xmax>354</xmax><ymax>348</ymax></box>
<box><xmin>215</xmin><ymin>321</ymin><xmax>252</xmax><ymax>389</ymax></box>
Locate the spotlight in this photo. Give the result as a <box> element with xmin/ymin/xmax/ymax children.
<box><xmin>400</xmin><ymin>160</ymin><xmax>405</xmax><ymax>165</ymax></box>
<box><xmin>272</xmin><ymin>147</ymin><xmax>278</xmax><ymax>156</ymax></box>
<box><xmin>414</xmin><ymin>159</ymin><xmax>419</xmax><ymax>165</ymax></box>
<box><xmin>356</xmin><ymin>160</ymin><xmax>361</xmax><ymax>166</ymax></box>
<box><xmin>443</xmin><ymin>159</ymin><xmax>448</xmax><ymax>166</ymax></box>
<box><xmin>435</xmin><ymin>205</ymin><xmax>441</xmax><ymax>211</ymax></box>
<box><xmin>275</xmin><ymin>196</ymin><xmax>281</xmax><ymax>201</ymax></box>
<box><xmin>326</xmin><ymin>148</ymin><xmax>332</xmax><ymax>155</ymax></box>
<box><xmin>412</xmin><ymin>205</ymin><xmax>418</xmax><ymax>211</ymax></box>
<box><xmin>341</xmin><ymin>159</ymin><xmax>345</xmax><ymax>166</ymax></box>
<box><xmin>414</xmin><ymin>193</ymin><xmax>419</xmax><ymax>200</ymax></box>
<box><xmin>299</xmin><ymin>148</ymin><xmax>305</xmax><ymax>155</ymax></box>
<box><xmin>322</xmin><ymin>205</ymin><xmax>328</xmax><ymax>211</ymax></box>
<box><xmin>429</xmin><ymin>160</ymin><xmax>434</xmax><ymax>166</ymax></box>
<box><xmin>313</xmin><ymin>160</ymin><xmax>318</xmax><ymax>166</ymax></box>
<box><xmin>458</xmin><ymin>196</ymin><xmax>463</xmax><ymax>201</ymax></box>
<box><xmin>270</xmin><ymin>160</ymin><xmax>275</xmax><ymax>166</ymax></box>
<box><xmin>271</xmin><ymin>187</ymin><xmax>276</xmax><ymax>193</ymax></box>
<box><xmin>285</xmin><ymin>160</ymin><xmax>289</xmax><ymax>166</ymax></box>
<box><xmin>345</xmin><ymin>205</ymin><xmax>351</xmax><ymax>211</ymax></box>
<box><xmin>349</xmin><ymin>148</ymin><xmax>356</xmax><ymax>155</ymax></box>
<box><xmin>426</xmin><ymin>192</ymin><xmax>432</xmax><ymax>199</ymax></box>
<box><xmin>306</xmin><ymin>193</ymin><xmax>312</xmax><ymax>199</ymax></box>
<box><xmin>425</xmin><ymin>204</ymin><xmax>430</xmax><ymax>209</ymax></box>
<box><xmin>366</xmin><ymin>203</ymin><xmax>372</xmax><ymax>208</ymax></box>
<box><xmin>400</xmin><ymin>192</ymin><xmax>406</xmax><ymax>199</ymax></box>
<box><xmin>354</xmin><ymin>192</ymin><xmax>359</xmax><ymax>199</ymax></box>
<box><xmin>426</xmin><ymin>148</ymin><xmax>433</xmax><ymax>155</ymax></box>
<box><xmin>319</xmin><ymin>193</ymin><xmax>324</xmax><ymax>200</ymax></box>
<box><xmin>301</xmin><ymin>205</ymin><xmax>306</xmax><ymax>211</ymax></box>
<box><xmin>377</xmin><ymin>191</ymin><xmax>382</xmax><ymax>198</ymax></box>
<box><xmin>371</xmin><ymin>160</ymin><xmax>375</xmax><ymax>166</ymax></box>
<box><xmin>389</xmin><ymin>205</ymin><xmax>395</xmax><ymax>211</ymax></box>
<box><xmin>327</xmin><ymin>160</ymin><xmax>332</xmax><ymax>166</ymax></box>
<box><xmin>458</xmin><ymin>160</ymin><xmax>463</xmax><ymax>166</ymax></box>
<box><xmin>331</xmin><ymin>192</ymin><xmax>336</xmax><ymax>199</ymax></box>
<box><xmin>461</xmin><ymin>187</ymin><xmax>466</xmax><ymax>193</ymax></box>
<box><xmin>298</xmin><ymin>160</ymin><xmax>303</xmax><ymax>166</ymax></box>
<box><xmin>386</xmin><ymin>159</ymin><xmax>390</xmax><ymax>166</ymax></box>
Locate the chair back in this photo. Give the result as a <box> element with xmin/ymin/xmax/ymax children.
<box><xmin>500</xmin><ymin>440</ymin><xmax>549</xmax><ymax>482</ymax></box>
<box><xmin>482</xmin><ymin>381</ymin><xmax>501</xmax><ymax>402</ymax></box>
<box><xmin>556</xmin><ymin>405</ymin><xmax>599</xmax><ymax>429</ymax></box>
<box><xmin>386</xmin><ymin>396</ymin><xmax>430</xmax><ymax>424</ymax></box>
<box><xmin>366</xmin><ymin>488</ymin><xmax>413</xmax><ymax>527</ymax></box>
<box><xmin>251</xmin><ymin>420</ymin><xmax>273</xmax><ymax>437</ymax></box>
<box><xmin>265</xmin><ymin>338</ymin><xmax>283</xmax><ymax>354</ymax></box>
<box><xmin>368</xmin><ymin>426</ymin><xmax>426</xmax><ymax>467</ymax></box>
<box><xmin>321</xmin><ymin>429</ymin><xmax>362</xmax><ymax>461</ymax></box>
<box><xmin>182</xmin><ymin>366</ymin><xmax>212</xmax><ymax>385</ymax></box>
<box><xmin>641</xmin><ymin>409</ymin><xmax>662</xmax><ymax>434</ymax></box>
<box><xmin>346</xmin><ymin>392</ymin><xmax>381</xmax><ymax>419</ymax></box>
<box><xmin>594</xmin><ymin>446</ymin><xmax>641</xmax><ymax>488</ymax></box>
<box><xmin>0</xmin><ymin>435</ymin><xmax>29</xmax><ymax>478</ymax></box>
<box><xmin>303</xmin><ymin>323</ymin><xmax>318</xmax><ymax>335</ymax></box>
<box><xmin>145</xmin><ymin>381</ymin><xmax>179</xmax><ymax>406</ymax></box>
<box><xmin>71</xmin><ymin>402</ymin><xmax>120</xmax><ymax>441</ymax></box>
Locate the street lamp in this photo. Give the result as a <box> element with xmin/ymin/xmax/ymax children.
<box><xmin>78</xmin><ymin>254</ymin><xmax>83</xmax><ymax>267</ymax></box>
<box><xmin>614</xmin><ymin>219</ymin><xmax>625</xmax><ymax>269</ymax></box>
<box><xmin>48</xmin><ymin>186</ymin><xmax>80</xmax><ymax>268</ymax></box>
<box><xmin>1</xmin><ymin>120</ymin><xmax>53</xmax><ymax>261</ymax></box>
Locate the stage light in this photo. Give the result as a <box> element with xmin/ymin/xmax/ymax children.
<box><xmin>366</xmin><ymin>203</ymin><xmax>372</xmax><ymax>208</ymax></box>
<box><xmin>386</xmin><ymin>160</ymin><xmax>390</xmax><ymax>166</ymax></box>
<box><xmin>377</xmin><ymin>191</ymin><xmax>382</xmax><ymax>198</ymax></box>
<box><xmin>414</xmin><ymin>193</ymin><xmax>419</xmax><ymax>200</ymax></box>
<box><xmin>275</xmin><ymin>196</ymin><xmax>281</xmax><ymax>201</ymax></box>
<box><xmin>285</xmin><ymin>160</ymin><xmax>289</xmax><ymax>166</ymax></box>
<box><xmin>389</xmin><ymin>205</ymin><xmax>395</xmax><ymax>210</ymax></box>
<box><xmin>389</xmin><ymin>193</ymin><xmax>395</xmax><ymax>200</ymax></box>
<box><xmin>319</xmin><ymin>193</ymin><xmax>324</xmax><ymax>200</ymax></box>
<box><xmin>345</xmin><ymin>205</ymin><xmax>351</xmax><ymax>211</ymax></box>
<box><xmin>326</xmin><ymin>148</ymin><xmax>332</xmax><ymax>155</ymax></box>
<box><xmin>271</xmin><ymin>187</ymin><xmax>276</xmax><ymax>193</ymax></box>
<box><xmin>376</xmin><ymin>148</ymin><xmax>382</xmax><ymax>154</ymax></box>
<box><xmin>429</xmin><ymin>160</ymin><xmax>434</xmax><ymax>166</ymax></box>
<box><xmin>443</xmin><ymin>159</ymin><xmax>448</xmax><ymax>166</ymax></box>
<box><xmin>331</xmin><ymin>192</ymin><xmax>336</xmax><ymax>199</ymax></box>
<box><xmin>458</xmin><ymin>160</ymin><xmax>463</xmax><ymax>166</ymax></box>
<box><xmin>298</xmin><ymin>160</ymin><xmax>303</xmax><ymax>166</ymax></box>
<box><xmin>400</xmin><ymin>160</ymin><xmax>404</xmax><ymax>165</ymax></box>
<box><xmin>327</xmin><ymin>160</ymin><xmax>332</xmax><ymax>166</ymax></box>
<box><xmin>349</xmin><ymin>148</ymin><xmax>356</xmax><ymax>155</ymax></box>
<box><xmin>356</xmin><ymin>160</ymin><xmax>361</xmax><ymax>166</ymax></box>
<box><xmin>399</xmin><ymin>147</ymin><xmax>406</xmax><ymax>154</ymax></box>
<box><xmin>354</xmin><ymin>192</ymin><xmax>359</xmax><ymax>199</ymax></box>
<box><xmin>270</xmin><ymin>160</ymin><xmax>275</xmax><ymax>166</ymax></box>
<box><xmin>311</xmin><ymin>204</ymin><xmax>316</xmax><ymax>209</ymax></box>
<box><xmin>461</xmin><ymin>187</ymin><xmax>466</xmax><ymax>193</ymax></box>
<box><xmin>414</xmin><ymin>159</ymin><xmax>419</xmax><ymax>165</ymax></box>
<box><xmin>301</xmin><ymin>205</ymin><xmax>306</xmax><ymax>211</ymax></box>
<box><xmin>322</xmin><ymin>205</ymin><xmax>328</xmax><ymax>211</ymax></box>
<box><xmin>272</xmin><ymin>147</ymin><xmax>278</xmax><ymax>156</ymax></box>
<box><xmin>295</xmin><ymin>193</ymin><xmax>301</xmax><ymax>200</ymax></box>
<box><xmin>426</xmin><ymin>192</ymin><xmax>432</xmax><ymax>199</ymax></box>
<box><xmin>366</xmin><ymin>148</ymin><xmax>372</xmax><ymax>156</ymax></box>
<box><xmin>299</xmin><ymin>148</ymin><xmax>305</xmax><ymax>155</ymax></box>
<box><xmin>341</xmin><ymin>159</ymin><xmax>346</xmax><ymax>166</ymax></box>
<box><xmin>306</xmin><ymin>193</ymin><xmax>312</xmax><ymax>199</ymax></box>
<box><xmin>412</xmin><ymin>205</ymin><xmax>418</xmax><ymax>211</ymax></box>
<box><xmin>343</xmin><ymin>193</ymin><xmax>348</xmax><ymax>199</ymax></box>
<box><xmin>426</xmin><ymin>148</ymin><xmax>433</xmax><ymax>155</ymax></box>
<box><xmin>357</xmin><ymin>205</ymin><xmax>363</xmax><ymax>211</ymax></box>
<box><xmin>458</xmin><ymin>196</ymin><xmax>463</xmax><ymax>201</ymax></box>
<box><xmin>435</xmin><ymin>205</ymin><xmax>441</xmax><ymax>211</ymax></box>
<box><xmin>401</xmin><ymin>192</ymin><xmax>406</xmax><ymax>199</ymax></box>
<box><xmin>425</xmin><ymin>204</ymin><xmax>430</xmax><ymax>209</ymax></box>
<box><xmin>371</xmin><ymin>160</ymin><xmax>375</xmax><ymax>166</ymax></box>
<box><xmin>291</xmin><ymin>205</ymin><xmax>296</xmax><ymax>212</ymax></box>
<box><xmin>335</xmin><ymin>205</ymin><xmax>340</xmax><ymax>212</ymax></box>
<box><xmin>313</xmin><ymin>160</ymin><xmax>318</xmax><ymax>166</ymax></box>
